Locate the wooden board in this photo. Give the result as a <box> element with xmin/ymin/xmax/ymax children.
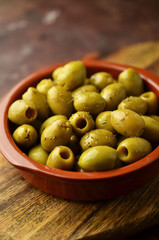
<box><xmin>1</xmin><ymin>42</ymin><xmax>159</xmax><ymax>240</ymax></box>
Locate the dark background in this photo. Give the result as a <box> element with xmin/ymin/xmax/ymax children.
<box><xmin>0</xmin><ymin>0</ymin><xmax>159</xmax><ymax>96</ymax></box>
<box><xmin>0</xmin><ymin>0</ymin><xmax>159</xmax><ymax>239</ymax></box>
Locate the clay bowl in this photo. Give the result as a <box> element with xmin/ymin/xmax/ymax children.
<box><xmin>0</xmin><ymin>60</ymin><xmax>159</xmax><ymax>201</ymax></box>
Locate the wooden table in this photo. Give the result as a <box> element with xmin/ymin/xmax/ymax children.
<box><xmin>1</xmin><ymin>1</ymin><xmax>159</xmax><ymax>239</ymax></box>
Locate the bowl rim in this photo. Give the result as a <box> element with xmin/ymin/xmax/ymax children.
<box><xmin>0</xmin><ymin>59</ymin><xmax>159</xmax><ymax>181</ymax></box>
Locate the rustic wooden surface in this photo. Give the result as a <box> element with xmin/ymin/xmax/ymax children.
<box><xmin>1</xmin><ymin>1</ymin><xmax>159</xmax><ymax>239</ymax></box>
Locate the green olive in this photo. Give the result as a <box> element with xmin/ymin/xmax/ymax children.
<box><xmin>22</xmin><ymin>87</ymin><xmax>50</xmax><ymax>120</ymax></box>
<box><xmin>118</xmin><ymin>96</ymin><xmax>147</xmax><ymax>115</ymax></box>
<box><xmin>100</xmin><ymin>82</ymin><xmax>126</xmax><ymax>110</ymax></box>
<box><xmin>8</xmin><ymin>99</ymin><xmax>37</xmax><ymax>125</ymax></box>
<box><xmin>28</xmin><ymin>144</ymin><xmax>49</xmax><ymax>165</ymax></box>
<box><xmin>117</xmin><ymin>137</ymin><xmax>152</xmax><ymax>163</ymax></box>
<box><xmin>72</xmin><ymin>84</ymin><xmax>98</xmax><ymax>98</ymax></box>
<box><xmin>54</xmin><ymin>61</ymin><xmax>86</xmax><ymax>91</ymax></box>
<box><xmin>118</xmin><ymin>68</ymin><xmax>144</xmax><ymax>96</ymax></box>
<box><xmin>13</xmin><ymin>124</ymin><xmax>38</xmax><ymax>149</ymax></box>
<box><xmin>36</xmin><ymin>79</ymin><xmax>55</xmax><ymax>95</ymax></box>
<box><xmin>41</xmin><ymin>119</ymin><xmax>72</xmax><ymax>152</ymax></box>
<box><xmin>46</xmin><ymin>146</ymin><xmax>75</xmax><ymax>170</ymax></box>
<box><xmin>90</xmin><ymin>71</ymin><xmax>114</xmax><ymax>90</ymax></box>
<box><xmin>111</xmin><ymin>109</ymin><xmax>145</xmax><ymax>137</ymax></box>
<box><xmin>140</xmin><ymin>91</ymin><xmax>158</xmax><ymax>115</ymax></box>
<box><xmin>142</xmin><ymin>116</ymin><xmax>159</xmax><ymax>144</ymax></box>
<box><xmin>78</xmin><ymin>146</ymin><xmax>117</xmax><ymax>171</ymax></box>
<box><xmin>52</xmin><ymin>66</ymin><xmax>63</xmax><ymax>80</ymax></box>
<box><xmin>47</xmin><ymin>85</ymin><xmax>73</xmax><ymax>117</ymax></box>
<box><xmin>69</xmin><ymin>111</ymin><xmax>95</xmax><ymax>136</ymax></box>
<box><xmin>74</xmin><ymin>92</ymin><xmax>105</xmax><ymax>115</ymax></box>
<box><xmin>95</xmin><ymin>111</ymin><xmax>116</xmax><ymax>133</ymax></box>
<box><xmin>80</xmin><ymin>129</ymin><xmax>117</xmax><ymax>151</ymax></box>
<box><xmin>73</xmin><ymin>155</ymin><xmax>85</xmax><ymax>172</ymax></box>
<box><xmin>40</xmin><ymin>115</ymin><xmax>67</xmax><ymax>135</ymax></box>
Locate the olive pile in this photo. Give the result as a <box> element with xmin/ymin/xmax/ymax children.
<box><xmin>8</xmin><ymin>61</ymin><xmax>159</xmax><ymax>172</ymax></box>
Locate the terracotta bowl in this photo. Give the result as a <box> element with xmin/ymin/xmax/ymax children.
<box><xmin>0</xmin><ymin>60</ymin><xmax>159</xmax><ymax>201</ymax></box>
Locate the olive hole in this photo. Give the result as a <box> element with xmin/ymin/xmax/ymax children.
<box><xmin>76</xmin><ymin>117</ymin><xmax>87</xmax><ymax>129</ymax></box>
<box><xmin>142</xmin><ymin>93</ymin><xmax>150</xmax><ymax>99</ymax></box>
<box><xmin>118</xmin><ymin>146</ymin><xmax>129</xmax><ymax>160</ymax></box>
<box><xmin>26</xmin><ymin>107</ymin><xmax>36</xmax><ymax>119</ymax></box>
<box><xmin>60</xmin><ymin>150</ymin><xmax>70</xmax><ymax>159</ymax></box>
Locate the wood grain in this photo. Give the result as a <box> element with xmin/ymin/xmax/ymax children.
<box><xmin>0</xmin><ymin>153</ymin><xmax>159</xmax><ymax>240</ymax></box>
<box><xmin>104</xmin><ymin>41</ymin><xmax>159</xmax><ymax>74</ymax></box>
<box><xmin>1</xmin><ymin>42</ymin><xmax>159</xmax><ymax>240</ymax></box>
